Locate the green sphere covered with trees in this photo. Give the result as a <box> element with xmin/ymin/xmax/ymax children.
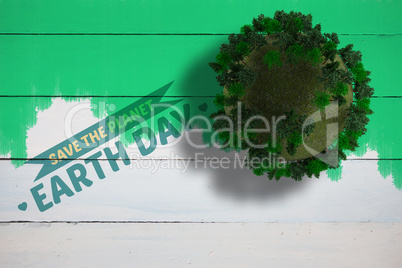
<box><xmin>208</xmin><ymin>10</ymin><xmax>374</xmax><ymax>181</ymax></box>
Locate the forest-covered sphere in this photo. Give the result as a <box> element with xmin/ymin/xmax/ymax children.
<box><xmin>208</xmin><ymin>10</ymin><xmax>373</xmax><ymax>180</ymax></box>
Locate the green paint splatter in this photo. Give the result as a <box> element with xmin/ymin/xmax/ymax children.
<box><xmin>0</xmin><ymin>96</ymin><xmax>211</xmax><ymax>167</ymax></box>
<box><xmin>0</xmin><ymin>98</ymin><xmax>53</xmax><ymax>167</ymax></box>
<box><xmin>349</xmin><ymin>99</ymin><xmax>402</xmax><ymax>189</ymax></box>
<box><xmin>326</xmin><ymin>165</ymin><xmax>343</xmax><ymax>182</ymax></box>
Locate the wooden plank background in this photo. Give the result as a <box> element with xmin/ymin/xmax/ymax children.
<box><xmin>0</xmin><ymin>0</ymin><xmax>401</xmax><ymax>266</ymax></box>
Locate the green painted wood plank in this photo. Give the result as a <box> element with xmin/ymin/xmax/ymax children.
<box><xmin>0</xmin><ymin>0</ymin><xmax>400</xmax><ymax>34</ymax></box>
<box><xmin>0</xmin><ymin>35</ymin><xmax>224</xmax><ymax>96</ymax></box>
<box><xmin>344</xmin><ymin>35</ymin><xmax>401</xmax><ymax>98</ymax></box>
<box><xmin>0</xmin><ymin>35</ymin><xmax>399</xmax><ymax>96</ymax></box>
<box><xmin>353</xmin><ymin>98</ymin><xmax>402</xmax><ymax>163</ymax></box>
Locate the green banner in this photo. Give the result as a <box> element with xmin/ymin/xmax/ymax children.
<box><xmin>26</xmin><ymin>81</ymin><xmax>182</xmax><ymax>182</ymax></box>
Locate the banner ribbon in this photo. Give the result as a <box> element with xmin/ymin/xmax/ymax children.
<box><xmin>26</xmin><ymin>81</ymin><xmax>181</xmax><ymax>182</ymax></box>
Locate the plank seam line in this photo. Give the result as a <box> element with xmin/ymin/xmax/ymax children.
<box><xmin>0</xmin><ymin>33</ymin><xmax>400</xmax><ymax>36</ymax></box>
<box><xmin>0</xmin><ymin>221</ymin><xmax>398</xmax><ymax>224</ymax></box>
<box><xmin>0</xmin><ymin>96</ymin><xmax>398</xmax><ymax>98</ymax></box>
<box><xmin>0</xmin><ymin>158</ymin><xmax>399</xmax><ymax>161</ymax></box>
<box><xmin>0</xmin><ymin>95</ymin><xmax>217</xmax><ymax>98</ymax></box>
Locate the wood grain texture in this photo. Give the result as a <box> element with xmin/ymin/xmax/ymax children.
<box><xmin>0</xmin><ymin>0</ymin><xmax>400</xmax><ymax>34</ymax></box>
<box><xmin>0</xmin><ymin>2</ymin><xmax>401</xmax><ymax>267</ymax></box>
<box><xmin>0</xmin><ymin>97</ymin><xmax>394</xmax><ymax>159</ymax></box>
<box><xmin>1</xmin><ymin>222</ymin><xmax>401</xmax><ymax>267</ymax></box>
<box><xmin>0</xmin><ymin>35</ymin><xmax>399</xmax><ymax>96</ymax></box>
<box><xmin>1</xmin><ymin>156</ymin><xmax>401</xmax><ymax>221</ymax></box>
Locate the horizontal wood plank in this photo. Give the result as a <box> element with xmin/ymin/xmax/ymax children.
<box><xmin>1</xmin><ymin>158</ymin><xmax>401</xmax><ymax>221</ymax></box>
<box><xmin>1</xmin><ymin>222</ymin><xmax>401</xmax><ymax>267</ymax></box>
<box><xmin>0</xmin><ymin>35</ymin><xmax>399</xmax><ymax>96</ymax></box>
<box><xmin>0</xmin><ymin>97</ymin><xmax>397</xmax><ymax>160</ymax></box>
<box><xmin>0</xmin><ymin>0</ymin><xmax>400</xmax><ymax>34</ymax></box>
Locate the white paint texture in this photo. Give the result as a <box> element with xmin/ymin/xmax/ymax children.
<box><xmin>1</xmin><ymin>223</ymin><xmax>401</xmax><ymax>268</ymax></box>
<box><xmin>1</xmin><ymin>100</ymin><xmax>401</xmax><ymax>267</ymax></box>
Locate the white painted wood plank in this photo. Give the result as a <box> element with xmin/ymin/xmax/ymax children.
<box><xmin>1</xmin><ymin>155</ymin><xmax>401</xmax><ymax>222</ymax></box>
<box><xmin>0</xmin><ymin>222</ymin><xmax>401</xmax><ymax>267</ymax></box>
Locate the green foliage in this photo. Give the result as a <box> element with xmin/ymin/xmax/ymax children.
<box><xmin>217</xmin><ymin>131</ymin><xmax>231</xmax><ymax>147</ymax></box>
<box><xmin>286</xmin><ymin>43</ymin><xmax>304</xmax><ymax>65</ymax></box>
<box><xmin>274</xmin><ymin>32</ymin><xmax>295</xmax><ymax>51</ymax></box>
<box><xmin>356</xmin><ymin>98</ymin><xmax>372</xmax><ymax>114</ymax></box>
<box><xmin>338</xmin><ymin>130</ymin><xmax>362</xmax><ymax>151</ymax></box>
<box><xmin>320</xmin><ymin>66</ymin><xmax>339</xmax><ymax>89</ymax></box>
<box><xmin>322</xmin><ymin>41</ymin><xmax>337</xmax><ymax>53</ymax></box>
<box><xmin>324</xmin><ymin>33</ymin><xmax>340</xmax><ymax>45</ymax></box>
<box><xmin>339</xmin><ymin>44</ymin><xmax>362</xmax><ymax>68</ymax></box>
<box><xmin>210</xmin><ymin>111</ymin><xmax>242</xmax><ymax>150</ymax></box>
<box><xmin>237</xmin><ymin>68</ymin><xmax>258</xmax><ymax>87</ymax></box>
<box><xmin>313</xmin><ymin>91</ymin><xmax>331</xmax><ymax>110</ymax></box>
<box><xmin>284</xmin><ymin>45</ymin><xmax>322</xmax><ymax>65</ymax></box>
<box><xmin>240</xmin><ymin>24</ymin><xmax>253</xmax><ymax>34</ymax></box>
<box><xmin>274</xmin><ymin>163</ymin><xmax>292</xmax><ymax>179</ymax></box>
<box><xmin>276</xmin><ymin>109</ymin><xmax>314</xmax><ymax>156</ymax></box>
<box><xmin>273</xmin><ymin>10</ymin><xmax>288</xmax><ymax>28</ymax></box>
<box><xmin>351</xmin><ymin>62</ymin><xmax>368</xmax><ymax>83</ymax></box>
<box><xmin>288</xmin><ymin>162</ymin><xmax>307</xmax><ymax>181</ymax></box>
<box><xmin>323</xmin><ymin>61</ymin><xmax>340</xmax><ymax>73</ymax></box>
<box><xmin>301</xmin><ymin>14</ymin><xmax>313</xmax><ymax>31</ymax></box>
<box><xmin>216</xmin><ymin>71</ymin><xmax>229</xmax><ymax>87</ymax></box>
<box><xmin>227</xmin><ymin>82</ymin><xmax>245</xmax><ymax>98</ymax></box>
<box><xmin>213</xmin><ymin>94</ymin><xmax>225</xmax><ymax>111</ymax></box>
<box><xmin>263</xmin><ymin>50</ymin><xmax>282</xmax><ymax>69</ymax></box>
<box><xmin>244</xmin><ymin>31</ymin><xmax>268</xmax><ymax>49</ymax></box>
<box><xmin>262</xmin><ymin>18</ymin><xmax>282</xmax><ymax>34</ymax></box>
<box><xmin>214</xmin><ymin>105</ymin><xmax>263</xmax><ymax>150</ymax></box>
<box><xmin>346</xmin><ymin>50</ymin><xmax>363</xmax><ymax>68</ymax></box>
<box><xmin>339</xmin><ymin>44</ymin><xmax>353</xmax><ymax>61</ymax></box>
<box><xmin>337</xmin><ymin>132</ymin><xmax>350</xmax><ymax>151</ymax></box>
<box><xmin>286</xmin><ymin>17</ymin><xmax>304</xmax><ymax>37</ymax></box>
<box><xmin>331</xmin><ymin>82</ymin><xmax>348</xmax><ymax>96</ymax></box>
<box><xmin>215</xmin><ymin>51</ymin><xmax>231</xmax><ymax>71</ymax></box>
<box><xmin>216</xmin><ymin>62</ymin><xmax>257</xmax><ymax>88</ymax></box>
<box><xmin>306</xmin><ymin>159</ymin><xmax>328</xmax><ymax>178</ymax></box>
<box><xmin>321</xmin><ymin>41</ymin><xmax>337</xmax><ymax>62</ymax></box>
<box><xmin>286</xmin><ymin>131</ymin><xmax>302</xmax><ymax>156</ymax></box>
<box><xmin>355</xmin><ymin>83</ymin><xmax>374</xmax><ymax>100</ymax></box>
<box><xmin>208</xmin><ymin>62</ymin><xmax>223</xmax><ymax>74</ymax></box>
<box><xmin>338</xmin><ymin>68</ymin><xmax>354</xmax><ymax>85</ymax></box>
<box><xmin>251</xmin><ymin>157</ymin><xmax>292</xmax><ymax>181</ymax></box>
<box><xmin>236</xmin><ymin>41</ymin><xmax>251</xmax><ymax>57</ymax></box>
<box><xmin>266</xmin><ymin>135</ymin><xmax>282</xmax><ymax>154</ymax></box>
<box><xmin>276</xmin><ymin>109</ymin><xmax>298</xmax><ymax>138</ymax></box>
<box><xmin>222</xmin><ymin>95</ymin><xmax>239</xmax><ymax>108</ymax></box>
<box><xmin>252</xmin><ymin>167</ymin><xmax>265</xmax><ymax>176</ymax></box>
<box><xmin>252</xmin><ymin>16</ymin><xmax>265</xmax><ymax>32</ymax></box>
<box><xmin>345</xmin><ymin>106</ymin><xmax>370</xmax><ymax>135</ymax></box>
<box><xmin>264</xmin><ymin>161</ymin><xmax>293</xmax><ymax>181</ymax></box>
<box><xmin>300</xmin><ymin>23</ymin><xmax>324</xmax><ymax>49</ymax></box>
<box><xmin>306</xmin><ymin>48</ymin><xmax>322</xmax><ymax>64</ymax></box>
<box><xmin>332</xmin><ymin>94</ymin><xmax>347</xmax><ymax>106</ymax></box>
<box><xmin>248</xmin><ymin>146</ymin><xmax>271</xmax><ymax>175</ymax></box>
<box><xmin>224</xmin><ymin>130</ymin><xmax>244</xmax><ymax>150</ymax></box>
<box><xmin>228</xmin><ymin>34</ymin><xmax>242</xmax><ymax>46</ymax></box>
